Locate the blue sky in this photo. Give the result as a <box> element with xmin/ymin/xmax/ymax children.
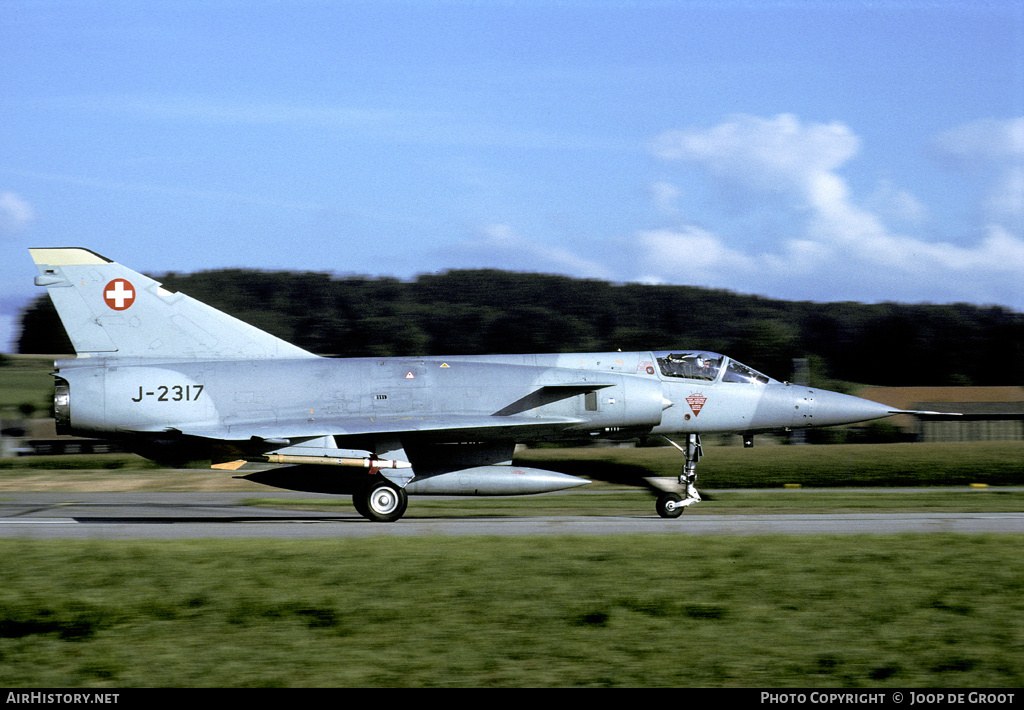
<box><xmin>2</xmin><ymin>0</ymin><xmax>1023</xmax><ymax>351</ymax></box>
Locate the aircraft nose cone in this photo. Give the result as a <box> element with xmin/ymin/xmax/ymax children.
<box><xmin>808</xmin><ymin>389</ymin><xmax>899</xmax><ymax>427</ymax></box>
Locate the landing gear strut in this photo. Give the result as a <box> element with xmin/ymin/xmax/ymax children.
<box><xmin>656</xmin><ymin>434</ymin><xmax>703</xmax><ymax>518</ymax></box>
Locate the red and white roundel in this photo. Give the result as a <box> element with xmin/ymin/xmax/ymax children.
<box><xmin>103</xmin><ymin>279</ymin><xmax>136</xmax><ymax>311</ymax></box>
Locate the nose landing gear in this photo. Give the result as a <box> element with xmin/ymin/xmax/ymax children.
<box><xmin>653</xmin><ymin>434</ymin><xmax>703</xmax><ymax>518</ymax></box>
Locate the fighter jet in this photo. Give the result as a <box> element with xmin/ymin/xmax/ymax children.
<box><xmin>29</xmin><ymin>247</ymin><xmax>934</xmax><ymax>522</ymax></box>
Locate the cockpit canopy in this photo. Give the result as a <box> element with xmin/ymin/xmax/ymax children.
<box><xmin>653</xmin><ymin>351</ymin><xmax>776</xmax><ymax>385</ymax></box>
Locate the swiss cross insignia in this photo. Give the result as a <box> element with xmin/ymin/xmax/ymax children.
<box><xmin>103</xmin><ymin>279</ymin><xmax>135</xmax><ymax>311</ymax></box>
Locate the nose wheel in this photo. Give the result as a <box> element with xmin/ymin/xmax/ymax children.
<box><xmin>655</xmin><ymin>434</ymin><xmax>703</xmax><ymax>518</ymax></box>
<box><xmin>656</xmin><ymin>492</ymin><xmax>686</xmax><ymax>518</ymax></box>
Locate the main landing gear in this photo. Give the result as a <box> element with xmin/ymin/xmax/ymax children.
<box><xmin>353</xmin><ymin>476</ymin><xmax>409</xmax><ymax>523</ymax></box>
<box><xmin>656</xmin><ymin>434</ymin><xmax>703</xmax><ymax>519</ymax></box>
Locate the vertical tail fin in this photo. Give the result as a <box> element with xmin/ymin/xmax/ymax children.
<box><xmin>30</xmin><ymin>248</ymin><xmax>316</xmax><ymax>360</ymax></box>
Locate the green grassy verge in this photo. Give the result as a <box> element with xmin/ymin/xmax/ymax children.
<box><xmin>1</xmin><ymin>536</ymin><xmax>1021</xmax><ymax>687</ymax></box>
<box><xmin>518</xmin><ymin>441</ymin><xmax>1024</xmax><ymax>488</ymax></box>
<box><xmin>2</xmin><ymin>441</ymin><xmax>1022</xmax><ymax>489</ymax></box>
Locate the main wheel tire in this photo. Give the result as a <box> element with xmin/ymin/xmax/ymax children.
<box><xmin>656</xmin><ymin>492</ymin><xmax>685</xmax><ymax>519</ymax></box>
<box><xmin>363</xmin><ymin>480</ymin><xmax>408</xmax><ymax>523</ymax></box>
<box><xmin>352</xmin><ymin>491</ymin><xmax>369</xmax><ymax>519</ymax></box>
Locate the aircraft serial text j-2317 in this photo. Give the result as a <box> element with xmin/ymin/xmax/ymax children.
<box><xmin>30</xmin><ymin>248</ymin><xmax>939</xmax><ymax>522</ymax></box>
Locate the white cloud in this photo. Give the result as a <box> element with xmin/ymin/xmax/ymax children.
<box><xmin>932</xmin><ymin>117</ymin><xmax>1024</xmax><ymax>168</ymax></box>
<box><xmin>643</xmin><ymin>114</ymin><xmax>1024</xmax><ymax>307</ymax></box>
<box><xmin>986</xmin><ymin>164</ymin><xmax>1024</xmax><ymax>227</ymax></box>
<box><xmin>0</xmin><ymin>192</ymin><xmax>34</xmax><ymax>233</ymax></box>
<box><xmin>649</xmin><ymin>181</ymin><xmax>682</xmax><ymax>216</ymax></box>
<box><xmin>637</xmin><ymin>226</ymin><xmax>754</xmax><ymax>281</ymax></box>
<box><xmin>651</xmin><ymin>113</ymin><xmax>860</xmax><ymax>195</ymax></box>
<box><xmin>867</xmin><ymin>179</ymin><xmax>928</xmax><ymax>224</ymax></box>
<box><xmin>933</xmin><ymin>116</ymin><xmax>1024</xmax><ymax>229</ymax></box>
<box><xmin>444</xmin><ymin>223</ymin><xmax>614</xmax><ymax>280</ymax></box>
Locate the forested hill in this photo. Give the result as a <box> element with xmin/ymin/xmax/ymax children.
<box><xmin>17</xmin><ymin>268</ymin><xmax>1023</xmax><ymax>388</ymax></box>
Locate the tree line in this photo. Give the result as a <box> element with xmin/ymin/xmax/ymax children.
<box><xmin>17</xmin><ymin>268</ymin><xmax>1023</xmax><ymax>388</ymax></box>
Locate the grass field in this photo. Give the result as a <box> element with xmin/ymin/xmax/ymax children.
<box><xmin>517</xmin><ymin>440</ymin><xmax>1024</xmax><ymax>488</ymax></box>
<box><xmin>0</xmin><ymin>445</ymin><xmax>1022</xmax><ymax>687</ymax></box>
<box><xmin>1</xmin><ymin>535</ymin><xmax>1021</xmax><ymax>688</ymax></box>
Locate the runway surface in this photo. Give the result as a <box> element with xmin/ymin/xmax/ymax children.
<box><xmin>1</xmin><ymin>492</ymin><xmax>1023</xmax><ymax>539</ymax></box>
